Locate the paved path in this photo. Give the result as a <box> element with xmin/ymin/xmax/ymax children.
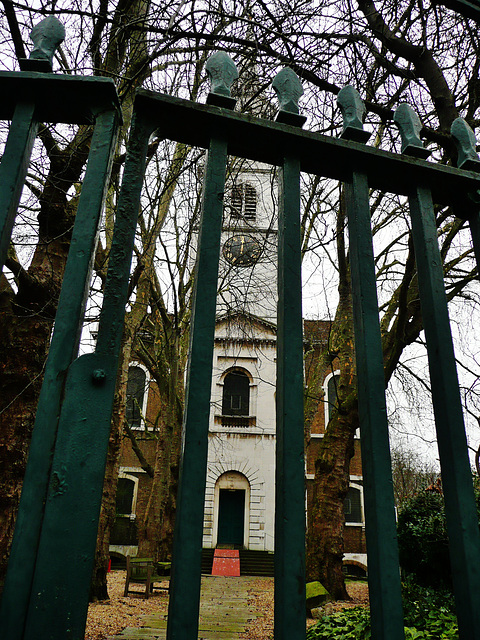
<box><xmin>112</xmin><ymin>575</ymin><xmax>260</xmax><ymax>640</ymax></box>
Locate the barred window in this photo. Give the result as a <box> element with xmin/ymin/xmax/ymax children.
<box><xmin>230</xmin><ymin>182</ymin><xmax>257</xmax><ymax>220</ymax></box>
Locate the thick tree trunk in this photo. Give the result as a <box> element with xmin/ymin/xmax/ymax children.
<box><xmin>306</xmin><ymin>406</ymin><xmax>358</xmax><ymax>599</ymax></box>
<box><xmin>0</xmin><ymin>303</ymin><xmax>52</xmax><ymax>589</ymax></box>
<box><xmin>0</xmin><ymin>130</ymin><xmax>91</xmax><ymax>590</ymax></box>
<box><xmin>138</xmin><ymin>400</ymin><xmax>182</xmax><ymax>561</ymax></box>
<box><xmin>305</xmin><ymin>195</ymin><xmax>359</xmax><ymax>599</ymax></box>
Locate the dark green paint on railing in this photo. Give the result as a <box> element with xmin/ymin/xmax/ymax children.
<box><xmin>166</xmin><ymin>134</ymin><xmax>228</xmax><ymax>640</ymax></box>
<box><xmin>275</xmin><ymin>154</ymin><xmax>306</xmax><ymax>640</ymax></box>
<box><xmin>345</xmin><ymin>171</ymin><xmax>405</xmax><ymax>640</ymax></box>
<box><xmin>408</xmin><ymin>186</ymin><xmax>480</xmax><ymax>639</ymax></box>
<box><xmin>1</xmin><ymin>108</ymin><xmax>120</xmax><ymax>640</ymax></box>
<box><xmin>0</xmin><ymin>70</ymin><xmax>121</xmax><ymax>639</ymax></box>
<box><xmin>0</xmin><ymin>101</ymin><xmax>37</xmax><ymax>270</ymax></box>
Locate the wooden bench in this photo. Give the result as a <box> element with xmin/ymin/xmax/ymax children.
<box><xmin>123</xmin><ymin>556</ymin><xmax>171</xmax><ymax>599</ymax></box>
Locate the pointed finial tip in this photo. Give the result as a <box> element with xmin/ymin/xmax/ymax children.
<box><xmin>19</xmin><ymin>15</ymin><xmax>65</xmax><ymax>72</ymax></box>
<box><xmin>30</xmin><ymin>16</ymin><xmax>65</xmax><ymax>64</ymax></box>
<box><xmin>451</xmin><ymin>118</ymin><xmax>480</xmax><ymax>171</ymax></box>
<box><xmin>394</xmin><ymin>103</ymin><xmax>430</xmax><ymax>158</ymax></box>
<box><xmin>337</xmin><ymin>86</ymin><xmax>370</xmax><ymax>143</ymax></box>
<box><xmin>206</xmin><ymin>52</ymin><xmax>239</xmax><ymax>98</ymax></box>
<box><xmin>272</xmin><ymin>67</ymin><xmax>303</xmax><ymax>115</ymax></box>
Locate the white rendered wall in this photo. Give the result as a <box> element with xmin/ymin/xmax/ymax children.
<box><xmin>203</xmin><ymin>321</ymin><xmax>277</xmax><ymax>551</ymax></box>
<box><xmin>203</xmin><ymin>434</ymin><xmax>275</xmax><ymax>551</ymax></box>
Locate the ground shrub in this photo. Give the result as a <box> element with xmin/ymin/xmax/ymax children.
<box><xmin>397</xmin><ymin>480</ymin><xmax>480</xmax><ymax>590</ymax></box>
<box><xmin>306</xmin><ymin>607</ymin><xmax>370</xmax><ymax>639</ymax></box>
<box><xmin>306</xmin><ymin>580</ymin><xmax>458</xmax><ymax>640</ymax></box>
<box><xmin>402</xmin><ymin>580</ymin><xmax>458</xmax><ymax>639</ymax></box>
<box><xmin>397</xmin><ymin>491</ymin><xmax>451</xmax><ymax>589</ymax></box>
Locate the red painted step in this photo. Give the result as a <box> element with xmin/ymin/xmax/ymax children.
<box><xmin>211</xmin><ymin>549</ymin><xmax>240</xmax><ymax>576</ymax></box>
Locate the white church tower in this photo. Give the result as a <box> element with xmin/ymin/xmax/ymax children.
<box><xmin>202</xmin><ymin>58</ymin><xmax>278</xmax><ymax>552</ymax></box>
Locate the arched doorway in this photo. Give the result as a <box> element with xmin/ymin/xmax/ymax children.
<box><xmin>214</xmin><ymin>472</ymin><xmax>250</xmax><ymax>548</ymax></box>
<box><xmin>218</xmin><ymin>490</ymin><xmax>245</xmax><ymax>546</ymax></box>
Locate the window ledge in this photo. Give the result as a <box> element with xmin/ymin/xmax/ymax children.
<box><xmin>210</xmin><ymin>426</ymin><xmax>275</xmax><ymax>436</ymax></box>
<box><xmin>214</xmin><ymin>415</ymin><xmax>256</xmax><ymax>428</ymax></box>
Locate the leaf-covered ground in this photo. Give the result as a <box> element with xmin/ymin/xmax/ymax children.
<box><xmin>85</xmin><ymin>571</ymin><xmax>369</xmax><ymax>640</ymax></box>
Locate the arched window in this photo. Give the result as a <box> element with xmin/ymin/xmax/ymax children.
<box><xmin>344</xmin><ymin>486</ymin><xmax>363</xmax><ymax>524</ymax></box>
<box><xmin>230</xmin><ymin>182</ymin><xmax>257</xmax><ymax>221</ymax></box>
<box><xmin>126</xmin><ymin>365</ymin><xmax>147</xmax><ymax>429</ymax></box>
<box><xmin>324</xmin><ymin>371</ymin><xmax>340</xmax><ymax>426</ymax></box>
<box><xmin>222</xmin><ymin>370</ymin><xmax>250</xmax><ymax>416</ymax></box>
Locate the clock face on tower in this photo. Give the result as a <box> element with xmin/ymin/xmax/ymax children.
<box><xmin>222</xmin><ymin>235</ymin><xmax>262</xmax><ymax>267</ymax></box>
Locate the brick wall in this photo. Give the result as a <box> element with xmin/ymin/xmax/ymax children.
<box><xmin>344</xmin><ymin>525</ymin><xmax>366</xmax><ymax>554</ymax></box>
<box><xmin>118</xmin><ymin>371</ymin><xmax>162</xmax><ymax>531</ymax></box>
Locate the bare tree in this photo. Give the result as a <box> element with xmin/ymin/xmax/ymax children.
<box><xmin>1</xmin><ymin>0</ymin><xmax>479</xmax><ymax>602</ymax></box>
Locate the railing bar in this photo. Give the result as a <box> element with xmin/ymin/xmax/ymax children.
<box><xmin>274</xmin><ymin>155</ymin><xmax>306</xmax><ymax>640</ymax></box>
<box><xmin>408</xmin><ymin>186</ymin><xmax>480</xmax><ymax>639</ymax></box>
<box><xmin>20</xmin><ymin>109</ymin><xmax>151</xmax><ymax>640</ymax></box>
<box><xmin>167</xmin><ymin>135</ymin><xmax>227</xmax><ymax>640</ymax></box>
<box><xmin>468</xmin><ymin>211</ymin><xmax>480</xmax><ymax>278</ymax></box>
<box><xmin>23</xmin><ymin>351</ymin><xmax>118</xmax><ymax>638</ymax></box>
<box><xmin>95</xmin><ymin>110</ymin><xmax>154</xmax><ymax>357</ymax></box>
<box><xmin>0</xmin><ymin>108</ymin><xmax>119</xmax><ymax>640</ymax></box>
<box><xmin>345</xmin><ymin>172</ymin><xmax>405</xmax><ymax>640</ymax></box>
<box><xmin>132</xmin><ymin>91</ymin><xmax>480</xmax><ymax>206</ymax></box>
<box><xmin>20</xmin><ymin>110</ymin><xmax>152</xmax><ymax>639</ymax></box>
<box><xmin>0</xmin><ymin>101</ymin><xmax>37</xmax><ymax>270</ymax></box>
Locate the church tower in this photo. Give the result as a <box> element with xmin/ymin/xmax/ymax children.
<box><xmin>202</xmin><ymin>54</ymin><xmax>278</xmax><ymax>553</ymax></box>
<box><xmin>217</xmin><ymin>161</ymin><xmax>277</xmax><ymax>321</ymax></box>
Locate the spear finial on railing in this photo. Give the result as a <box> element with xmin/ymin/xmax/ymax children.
<box><xmin>19</xmin><ymin>15</ymin><xmax>65</xmax><ymax>72</ymax></box>
<box><xmin>206</xmin><ymin>52</ymin><xmax>238</xmax><ymax>109</ymax></box>
<box><xmin>272</xmin><ymin>68</ymin><xmax>306</xmax><ymax>126</ymax></box>
<box><xmin>450</xmin><ymin>118</ymin><xmax>480</xmax><ymax>219</ymax></box>
<box><xmin>393</xmin><ymin>104</ymin><xmax>431</xmax><ymax>158</ymax></box>
<box><xmin>336</xmin><ymin>86</ymin><xmax>370</xmax><ymax>143</ymax></box>
<box><xmin>451</xmin><ymin>118</ymin><xmax>480</xmax><ymax>171</ymax></box>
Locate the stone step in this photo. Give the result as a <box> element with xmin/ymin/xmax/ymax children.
<box><xmin>202</xmin><ymin>549</ymin><xmax>275</xmax><ymax>577</ymax></box>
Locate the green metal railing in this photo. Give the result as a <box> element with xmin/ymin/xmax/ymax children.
<box><xmin>0</xmin><ymin>19</ymin><xmax>122</xmax><ymax>640</ymax></box>
<box><xmin>1</xmin><ymin>17</ymin><xmax>480</xmax><ymax>640</ymax></box>
<box><xmin>437</xmin><ymin>0</ymin><xmax>480</xmax><ymax>21</ymax></box>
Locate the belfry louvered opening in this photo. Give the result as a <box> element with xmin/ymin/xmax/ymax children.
<box><xmin>231</xmin><ymin>181</ymin><xmax>257</xmax><ymax>220</ymax></box>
